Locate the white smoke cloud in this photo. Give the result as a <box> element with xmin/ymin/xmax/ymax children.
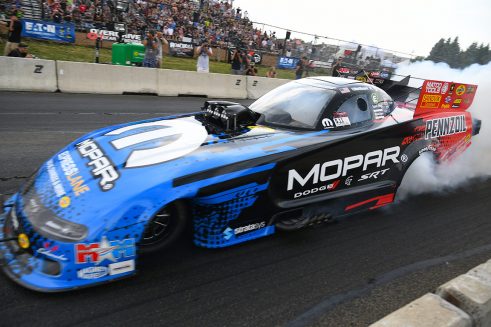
<box><xmin>395</xmin><ymin>60</ymin><xmax>491</xmax><ymax>199</ymax></box>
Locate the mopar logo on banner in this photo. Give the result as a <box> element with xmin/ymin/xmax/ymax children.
<box><xmin>22</xmin><ymin>19</ymin><xmax>75</xmax><ymax>43</ymax></box>
<box><xmin>277</xmin><ymin>56</ymin><xmax>300</xmax><ymax>70</ymax></box>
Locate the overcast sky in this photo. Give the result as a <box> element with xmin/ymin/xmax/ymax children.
<box><xmin>233</xmin><ymin>0</ymin><xmax>491</xmax><ymax>57</ymax></box>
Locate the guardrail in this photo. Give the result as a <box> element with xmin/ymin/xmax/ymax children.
<box><xmin>0</xmin><ymin>57</ymin><xmax>289</xmax><ymax>99</ymax></box>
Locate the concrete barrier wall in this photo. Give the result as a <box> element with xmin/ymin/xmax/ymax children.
<box><xmin>57</xmin><ymin>61</ymin><xmax>158</xmax><ymax>94</ymax></box>
<box><xmin>0</xmin><ymin>57</ymin><xmax>57</xmax><ymax>92</ymax></box>
<box><xmin>371</xmin><ymin>258</ymin><xmax>491</xmax><ymax>326</ymax></box>
<box><xmin>246</xmin><ymin>76</ymin><xmax>290</xmax><ymax>99</ymax></box>
<box><xmin>158</xmin><ymin>69</ymin><xmax>248</xmax><ymax>99</ymax></box>
<box><xmin>0</xmin><ymin>58</ymin><xmax>292</xmax><ymax>99</ymax></box>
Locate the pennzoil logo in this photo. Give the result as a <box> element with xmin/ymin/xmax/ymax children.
<box><xmin>76</xmin><ymin>139</ymin><xmax>119</xmax><ymax>191</ymax></box>
<box><xmin>425</xmin><ymin>115</ymin><xmax>467</xmax><ymax>140</ymax></box>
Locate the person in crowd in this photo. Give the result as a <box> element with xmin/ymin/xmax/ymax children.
<box><xmin>8</xmin><ymin>43</ymin><xmax>32</xmax><ymax>58</ymax></box>
<box><xmin>295</xmin><ymin>56</ymin><xmax>307</xmax><ymax>80</ymax></box>
<box><xmin>266</xmin><ymin>66</ymin><xmax>277</xmax><ymax>78</ymax></box>
<box><xmin>245</xmin><ymin>62</ymin><xmax>257</xmax><ymax>76</ymax></box>
<box><xmin>142</xmin><ymin>30</ymin><xmax>158</xmax><ymax>68</ymax></box>
<box><xmin>304</xmin><ymin>60</ymin><xmax>314</xmax><ymax>77</ymax></box>
<box><xmin>52</xmin><ymin>9</ymin><xmax>62</xmax><ymax>23</ymax></box>
<box><xmin>331</xmin><ymin>57</ymin><xmax>344</xmax><ymax>77</ymax></box>
<box><xmin>195</xmin><ymin>42</ymin><xmax>212</xmax><ymax>73</ymax></box>
<box><xmin>2</xmin><ymin>11</ymin><xmax>22</xmax><ymax>56</ymax></box>
<box><xmin>155</xmin><ymin>31</ymin><xmax>168</xmax><ymax>68</ymax></box>
<box><xmin>230</xmin><ymin>48</ymin><xmax>242</xmax><ymax>75</ymax></box>
<box><xmin>240</xmin><ymin>50</ymin><xmax>249</xmax><ymax>72</ymax></box>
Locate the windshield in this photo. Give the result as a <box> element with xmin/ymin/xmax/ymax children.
<box><xmin>250</xmin><ymin>82</ymin><xmax>336</xmax><ymax>129</ymax></box>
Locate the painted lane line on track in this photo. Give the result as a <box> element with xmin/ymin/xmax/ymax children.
<box><xmin>286</xmin><ymin>242</ymin><xmax>491</xmax><ymax>327</ymax></box>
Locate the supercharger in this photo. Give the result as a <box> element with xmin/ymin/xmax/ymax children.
<box><xmin>287</xmin><ymin>146</ymin><xmax>400</xmax><ymax>191</ymax></box>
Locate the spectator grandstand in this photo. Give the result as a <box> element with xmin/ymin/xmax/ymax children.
<box><xmin>0</xmin><ymin>0</ymin><xmax>409</xmax><ymax>73</ymax></box>
<box><xmin>0</xmin><ymin>0</ymin><xmax>284</xmax><ymax>51</ymax></box>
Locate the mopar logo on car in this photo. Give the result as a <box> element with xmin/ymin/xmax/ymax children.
<box><xmin>287</xmin><ymin>146</ymin><xmax>400</xmax><ymax>191</ymax></box>
<box><xmin>76</xmin><ymin>139</ymin><xmax>119</xmax><ymax>191</ymax></box>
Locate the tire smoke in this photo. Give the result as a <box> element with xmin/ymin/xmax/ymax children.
<box><xmin>395</xmin><ymin>61</ymin><xmax>491</xmax><ymax>200</ymax></box>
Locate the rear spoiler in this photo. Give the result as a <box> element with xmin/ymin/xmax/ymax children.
<box><xmin>379</xmin><ymin>78</ymin><xmax>478</xmax><ymax>117</ymax></box>
<box><xmin>413</xmin><ymin>80</ymin><xmax>478</xmax><ymax>117</ymax></box>
<box><xmin>335</xmin><ymin>66</ymin><xmax>479</xmax><ymax>116</ymax></box>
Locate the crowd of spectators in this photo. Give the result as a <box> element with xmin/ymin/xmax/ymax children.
<box><xmin>0</xmin><ymin>0</ymin><xmax>332</xmax><ymax>60</ymax></box>
<box><xmin>28</xmin><ymin>0</ymin><xmax>283</xmax><ymax>51</ymax></box>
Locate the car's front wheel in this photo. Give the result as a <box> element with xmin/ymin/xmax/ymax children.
<box><xmin>138</xmin><ymin>201</ymin><xmax>188</xmax><ymax>253</ymax></box>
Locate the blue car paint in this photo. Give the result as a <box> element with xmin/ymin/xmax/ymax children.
<box><xmin>0</xmin><ymin>113</ymin><xmax>329</xmax><ymax>291</ymax></box>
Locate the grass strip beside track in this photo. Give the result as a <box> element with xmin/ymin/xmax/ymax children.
<box><xmin>0</xmin><ymin>38</ymin><xmax>298</xmax><ymax>79</ymax></box>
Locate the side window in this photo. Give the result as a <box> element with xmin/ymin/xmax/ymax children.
<box><xmin>333</xmin><ymin>94</ymin><xmax>373</xmax><ymax>128</ymax></box>
<box><xmin>371</xmin><ymin>91</ymin><xmax>395</xmax><ymax>119</ymax></box>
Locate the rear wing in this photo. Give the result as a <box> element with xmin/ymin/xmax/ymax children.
<box><xmin>413</xmin><ymin>80</ymin><xmax>478</xmax><ymax>117</ymax></box>
<box><xmin>334</xmin><ymin>65</ymin><xmax>479</xmax><ymax>116</ymax></box>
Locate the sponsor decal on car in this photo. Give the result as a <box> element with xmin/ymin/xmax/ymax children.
<box><xmin>322</xmin><ymin>118</ymin><xmax>334</xmax><ymax>129</ymax></box>
<box><xmin>287</xmin><ymin>146</ymin><xmax>400</xmax><ymax>191</ymax></box>
<box><xmin>441</xmin><ymin>82</ymin><xmax>449</xmax><ymax>94</ymax></box>
<box><xmin>106</xmin><ymin>119</ymin><xmax>208</xmax><ymax>168</ymax></box>
<box><xmin>223</xmin><ymin>222</ymin><xmax>266</xmax><ymax>240</ymax></box>
<box><xmin>339</xmin><ymin>87</ymin><xmax>350</xmax><ymax>94</ymax></box>
<box><xmin>37</xmin><ymin>242</ymin><xmax>68</xmax><ymax>261</ymax></box>
<box><xmin>75</xmin><ymin>236</ymin><xmax>135</xmax><ymax>265</ymax></box>
<box><xmin>358</xmin><ymin>168</ymin><xmax>390</xmax><ymax>181</ymax></box>
<box><xmin>425</xmin><ymin>81</ymin><xmax>443</xmax><ymax>94</ymax></box>
<box><xmin>455</xmin><ymin>85</ymin><xmax>466</xmax><ymax>96</ymax></box>
<box><xmin>77</xmin><ymin>260</ymin><xmax>135</xmax><ymax>280</ymax></box>
<box><xmin>421</xmin><ymin>94</ymin><xmax>442</xmax><ymax>108</ymax></box>
<box><xmin>77</xmin><ymin>266</ymin><xmax>109</xmax><ymax>279</ymax></box>
<box><xmin>58</xmin><ymin>151</ymin><xmax>90</xmax><ymax>196</ymax></box>
<box><xmin>76</xmin><ymin>139</ymin><xmax>119</xmax><ymax>191</ymax></box>
<box><xmin>109</xmin><ymin>260</ymin><xmax>135</xmax><ymax>275</ymax></box>
<box><xmin>333</xmin><ymin>112</ymin><xmax>351</xmax><ymax>127</ymax></box>
<box><xmin>424</xmin><ymin>115</ymin><xmax>467</xmax><ymax>139</ymax></box>
<box><xmin>59</xmin><ymin>196</ymin><xmax>71</xmax><ymax>208</ymax></box>
<box><xmin>371</xmin><ymin>93</ymin><xmax>379</xmax><ymax>104</ymax></box>
<box><xmin>46</xmin><ymin>159</ymin><xmax>66</xmax><ymax>198</ymax></box>
<box><xmin>419</xmin><ymin>144</ymin><xmax>437</xmax><ymax>155</ymax></box>
<box><xmin>294</xmin><ymin>180</ymin><xmax>340</xmax><ymax>199</ymax></box>
<box><xmin>452</xmin><ymin>98</ymin><xmax>462</xmax><ymax>108</ymax></box>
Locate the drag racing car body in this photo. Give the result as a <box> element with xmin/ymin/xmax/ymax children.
<box><xmin>0</xmin><ymin>77</ymin><xmax>481</xmax><ymax>291</ymax></box>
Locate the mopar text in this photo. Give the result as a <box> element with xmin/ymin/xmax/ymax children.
<box><xmin>287</xmin><ymin>146</ymin><xmax>400</xmax><ymax>191</ymax></box>
<box><xmin>76</xmin><ymin>139</ymin><xmax>119</xmax><ymax>191</ymax></box>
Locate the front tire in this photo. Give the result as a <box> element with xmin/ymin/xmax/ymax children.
<box><xmin>139</xmin><ymin>201</ymin><xmax>188</xmax><ymax>253</ymax></box>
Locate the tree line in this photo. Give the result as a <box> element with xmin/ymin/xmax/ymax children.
<box><xmin>416</xmin><ymin>37</ymin><xmax>491</xmax><ymax>68</ymax></box>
